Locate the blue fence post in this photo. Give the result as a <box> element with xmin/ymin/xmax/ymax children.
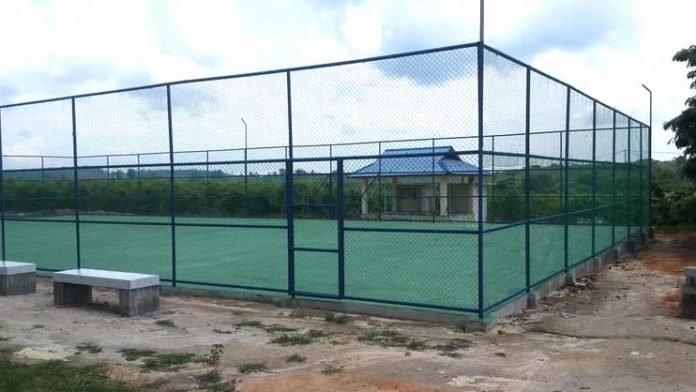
<box><xmin>166</xmin><ymin>85</ymin><xmax>177</xmax><ymax>287</ymax></box>
<box><xmin>612</xmin><ymin>111</ymin><xmax>616</xmax><ymax>245</ymax></box>
<box><xmin>591</xmin><ymin>101</ymin><xmax>596</xmax><ymax>256</ymax></box>
<box><xmin>524</xmin><ymin>67</ymin><xmax>531</xmax><ymax>291</ymax></box>
<box><xmin>286</xmin><ymin>70</ymin><xmax>295</xmax><ymax>297</ymax></box>
<box><xmin>71</xmin><ymin>98</ymin><xmax>82</xmax><ymax>269</ymax></box>
<box><xmin>627</xmin><ymin>120</ymin><xmax>631</xmax><ymax>237</ymax></box>
<box><xmin>337</xmin><ymin>158</ymin><xmax>345</xmax><ymax>299</ymax></box>
<box><xmin>564</xmin><ymin>87</ymin><xmax>570</xmax><ymax>272</ymax></box>
<box><xmin>0</xmin><ymin>108</ymin><xmax>5</xmax><ymax>260</ymax></box>
<box><xmin>476</xmin><ymin>41</ymin><xmax>485</xmax><ymax>318</ymax></box>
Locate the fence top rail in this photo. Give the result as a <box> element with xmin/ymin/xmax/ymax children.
<box><xmin>0</xmin><ymin>41</ymin><xmax>482</xmax><ymax>109</ymax></box>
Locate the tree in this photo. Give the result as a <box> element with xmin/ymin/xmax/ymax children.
<box><xmin>664</xmin><ymin>45</ymin><xmax>696</xmax><ymax>180</ymax></box>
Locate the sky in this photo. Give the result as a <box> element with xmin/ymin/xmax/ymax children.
<box><xmin>0</xmin><ymin>0</ymin><xmax>694</xmax><ymax>165</ymax></box>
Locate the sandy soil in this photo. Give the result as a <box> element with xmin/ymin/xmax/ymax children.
<box><xmin>1</xmin><ymin>232</ymin><xmax>696</xmax><ymax>391</ymax></box>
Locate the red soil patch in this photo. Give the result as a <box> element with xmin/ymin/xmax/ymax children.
<box><xmin>241</xmin><ymin>372</ymin><xmax>445</xmax><ymax>392</ymax></box>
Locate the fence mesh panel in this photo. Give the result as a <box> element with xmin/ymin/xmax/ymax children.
<box><xmin>0</xmin><ymin>43</ymin><xmax>650</xmax><ymax>317</ymax></box>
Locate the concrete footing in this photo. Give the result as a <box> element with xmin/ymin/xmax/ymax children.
<box><xmin>119</xmin><ymin>286</ymin><xmax>159</xmax><ymax>316</ymax></box>
<box><xmin>0</xmin><ymin>262</ymin><xmax>36</xmax><ymax>296</ymax></box>
<box><xmin>681</xmin><ymin>267</ymin><xmax>696</xmax><ymax>319</ymax></box>
<box><xmin>0</xmin><ymin>272</ymin><xmax>37</xmax><ymax>296</ymax></box>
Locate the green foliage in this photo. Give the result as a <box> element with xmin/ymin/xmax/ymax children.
<box><xmin>358</xmin><ymin>330</ymin><xmax>426</xmax><ymax>351</ymax></box>
<box><xmin>651</xmin><ymin>157</ymin><xmax>696</xmax><ymax>228</ymax></box>
<box><xmin>140</xmin><ymin>352</ymin><xmax>197</xmax><ymax>372</ymax></box>
<box><xmin>238</xmin><ymin>362</ymin><xmax>266</xmax><ymax>374</ymax></box>
<box><xmin>118</xmin><ymin>348</ymin><xmax>157</xmax><ymax>361</ymax></box>
<box><xmin>0</xmin><ymin>351</ymin><xmax>140</xmax><ymax>392</ymax></box>
<box><xmin>285</xmin><ymin>354</ymin><xmax>306</xmax><ymax>363</ymax></box>
<box><xmin>664</xmin><ymin>45</ymin><xmax>696</xmax><ymax>180</ymax></box>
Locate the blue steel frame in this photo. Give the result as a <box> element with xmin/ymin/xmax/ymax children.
<box><xmin>0</xmin><ymin>41</ymin><xmax>650</xmax><ymax>318</ymax></box>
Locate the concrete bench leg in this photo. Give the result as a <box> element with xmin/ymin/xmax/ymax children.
<box><xmin>54</xmin><ymin>281</ymin><xmax>92</xmax><ymax>305</ymax></box>
<box><xmin>118</xmin><ymin>286</ymin><xmax>159</xmax><ymax>316</ymax></box>
<box><xmin>0</xmin><ymin>272</ymin><xmax>36</xmax><ymax>296</ymax></box>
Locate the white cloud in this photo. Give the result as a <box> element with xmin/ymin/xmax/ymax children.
<box><xmin>0</xmin><ymin>0</ymin><xmax>693</xmax><ymax>163</ymax></box>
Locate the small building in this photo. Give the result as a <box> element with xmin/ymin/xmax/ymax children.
<box><xmin>350</xmin><ymin>146</ymin><xmax>488</xmax><ymax>221</ymax></box>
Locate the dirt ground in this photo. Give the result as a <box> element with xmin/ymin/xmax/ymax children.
<box><xmin>2</xmin><ymin>232</ymin><xmax>696</xmax><ymax>392</ymax></box>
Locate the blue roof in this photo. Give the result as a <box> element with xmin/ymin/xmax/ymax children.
<box><xmin>349</xmin><ymin>146</ymin><xmax>482</xmax><ymax>178</ymax></box>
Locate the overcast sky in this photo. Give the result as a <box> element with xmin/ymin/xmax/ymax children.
<box><xmin>0</xmin><ymin>0</ymin><xmax>694</xmax><ymax>162</ymax></box>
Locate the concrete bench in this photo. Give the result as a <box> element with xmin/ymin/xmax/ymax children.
<box><xmin>0</xmin><ymin>261</ymin><xmax>36</xmax><ymax>296</ymax></box>
<box><xmin>53</xmin><ymin>269</ymin><xmax>159</xmax><ymax>316</ymax></box>
<box><xmin>682</xmin><ymin>266</ymin><xmax>696</xmax><ymax>319</ymax></box>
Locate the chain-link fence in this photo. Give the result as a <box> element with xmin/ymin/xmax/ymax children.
<box><xmin>0</xmin><ymin>42</ymin><xmax>650</xmax><ymax>317</ymax></box>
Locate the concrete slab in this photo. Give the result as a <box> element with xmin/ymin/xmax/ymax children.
<box><xmin>53</xmin><ymin>269</ymin><xmax>159</xmax><ymax>290</ymax></box>
<box><xmin>0</xmin><ymin>261</ymin><xmax>36</xmax><ymax>275</ymax></box>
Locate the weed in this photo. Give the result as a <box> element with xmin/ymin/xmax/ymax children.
<box><xmin>213</xmin><ymin>329</ymin><xmax>234</xmax><ymax>334</ymax></box>
<box><xmin>263</xmin><ymin>324</ymin><xmax>297</xmax><ymax>333</ymax></box>
<box><xmin>285</xmin><ymin>354</ymin><xmax>306</xmax><ymax>363</ymax></box>
<box><xmin>76</xmin><ymin>342</ymin><xmax>103</xmax><ymax>354</ymax></box>
<box><xmin>204</xmin><ymin>344</ymin><xmax>224</xmax><ymax>366</ymax></box>
<box><xmin>0</xmin><ymin>337</ymin><xmax>9</xmax><ymax>342</ymax></box>
<box><xmin>141</xmin><ymin>352</ymin><xmax>197</xmax><ymax>372</ymax></box>
<box><xmin>270</xmin><ymin>333</ymin><xmax>314</xmax><ymax>346</ymax></box>
<box><xmin>238</xmin><ymin>362</ymin><xmax>266</xmax><ymax>374</ymax></box>
<box><xmin>30</xmin><ymin>324</ymin><xmax>45</xmax><ymax>330</ymax></box>
<box><xmin>118</xmin><ymin>348</ymin><xmax>157</xmax><ymax>361</ymax></box>
<box><xmin>195</xmin><ymin>369</ymin><xmax>222</xmax><ymax>384</ymax></box>
<box><xmin>236</xmin><ymin>320</ymin><xmax>264</xmax><ymax>328</ymax></box>
<box><xmin>237</xmin><ymin>320</ymin><xmax>297</xmax><ymax>333</ymax></box>
<box><xmin>155</xmin><ymin>319</ymin><xmax>176</xmax><ymax>328</ymax></box>
<box><xmin>307</xmin><ymin>329</ymin><xmax>329</xmax><ymax>338</ymax></box>
<box><xmin>321</xmin><ymin>365</ymin><xmax>343</xmax><ymax>375</ymax></box>
<box><xmin>434</xmin><ymin>338</ymin><xmax>472</xmax><ymax>358</ymax></box>
<box><xmin>0</xmin><ymin>352</ymin><xmax>141</xmax><ymax>391</ymax></box>
<box><xmin>324</xmin><ymin>313</ymin><xmax>350</xmax><ymax>324</ymax></box>
<box><xmin>358</xmin><ymin>330</ymin><xmax>426</xmax><ymax>351</ymax></box>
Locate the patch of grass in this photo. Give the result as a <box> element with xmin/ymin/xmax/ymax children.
<box><xmin>213</xmin><ymin>329</ymin><xmax>234</xmax><ymax>334</ymax></box>
<box><xmin>263</xmin><ymin>324</ymin><xmax>297</xmax><ymax>333</ymax></box>
<box><xmin>238</xmin><ymin>362</ymin><xmax>267</xmax><ymax>374</ymax></box>
<box><xmin>76</xmin><ymin>343</ymin><xmax>103</xmax><ymax>354</ymax></box>
<box><xmin>118</xmin><ymin>348</ymin><xmax>157</xmax><ymax>362</ymax></box>
<box><xmin>320</xmin><ymin>365</ymin><xmax>343</xmax><ymax>375</ymax></box>
<box><xmin>194</xmin><ymin>369</ymin><xmax>222</xmax><ymax>385</ymax></box>
<box><xmin>236</xmin><ymin>320</ymin><xmax>264</xmax><ymax>328</ymax></box>
<box><xmin>30</xmin><ymin>324</ymin><xmax>45</xmax><ymax>330</ymax></box>
<box><xmin>270</xmin><ymin>333</ymin><xmax>314</xmax><ymax>346</ymax></box>
<box><xmin>285</xmin><ymin>354</ymin><xmax>306</xmax><ymax>363</ymax></box>
<box><xmin>0</xmin><ymin>351</ymin><xmax>141</xmax><ymax>392</ymax></box>
<box><xmin>324</xmin><ymin>313</ymin><xmax>351</xmax><ymax>324</ymax></box>
<box><xmin>358</xmin><ymin>330</ymin><xmax>426</xmax><ymax>351</ymax></box>
<box><xmin>155</xmin><ymin>319</ymin><xmax>176</xmax><ymax>328</ymax></box>
<box><xmin>237</xmin><ymin>320</ymin><xmax>297</xmax><ymax>333</ymax></box>
<box><xmin>307</xmin><ymin>329</ymin><xmax>329</xmax><ymax>338</ymax></box>
<box><xmin>434</xmin><ymin>338</ymin><xmax>472</xmax><ymax>358</ymax></box>
<box><xmin>141</xmin><ymin>352</ymin><xmax>197</xmax><ymax>372</ymax></box>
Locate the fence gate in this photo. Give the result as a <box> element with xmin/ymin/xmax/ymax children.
<box><xmin>288</xmin><ymin>158</ymin><xmax>345</xmax><ymax>299</ymax></box>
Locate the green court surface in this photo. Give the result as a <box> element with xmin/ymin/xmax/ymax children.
<box><xmin>3</xmin><ymin>215</ymin><xmax>634</xmax><ymax>311</ymax></box>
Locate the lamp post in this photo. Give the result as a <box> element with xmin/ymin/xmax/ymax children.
<box><xmin>241</xmin><ymin>118</ymin><xmax>248</xmax><ymax>215</ymax></box>
<box><xmin>641</xmin><ymin>84</ymin><xmax>652</xmax><ymax>232</ymax></box>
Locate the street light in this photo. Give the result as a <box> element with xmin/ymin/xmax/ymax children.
<box><xmin>641</xmin><ymin>84</ymin><xmax>652</xmax><ymax>232</ymax></box>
